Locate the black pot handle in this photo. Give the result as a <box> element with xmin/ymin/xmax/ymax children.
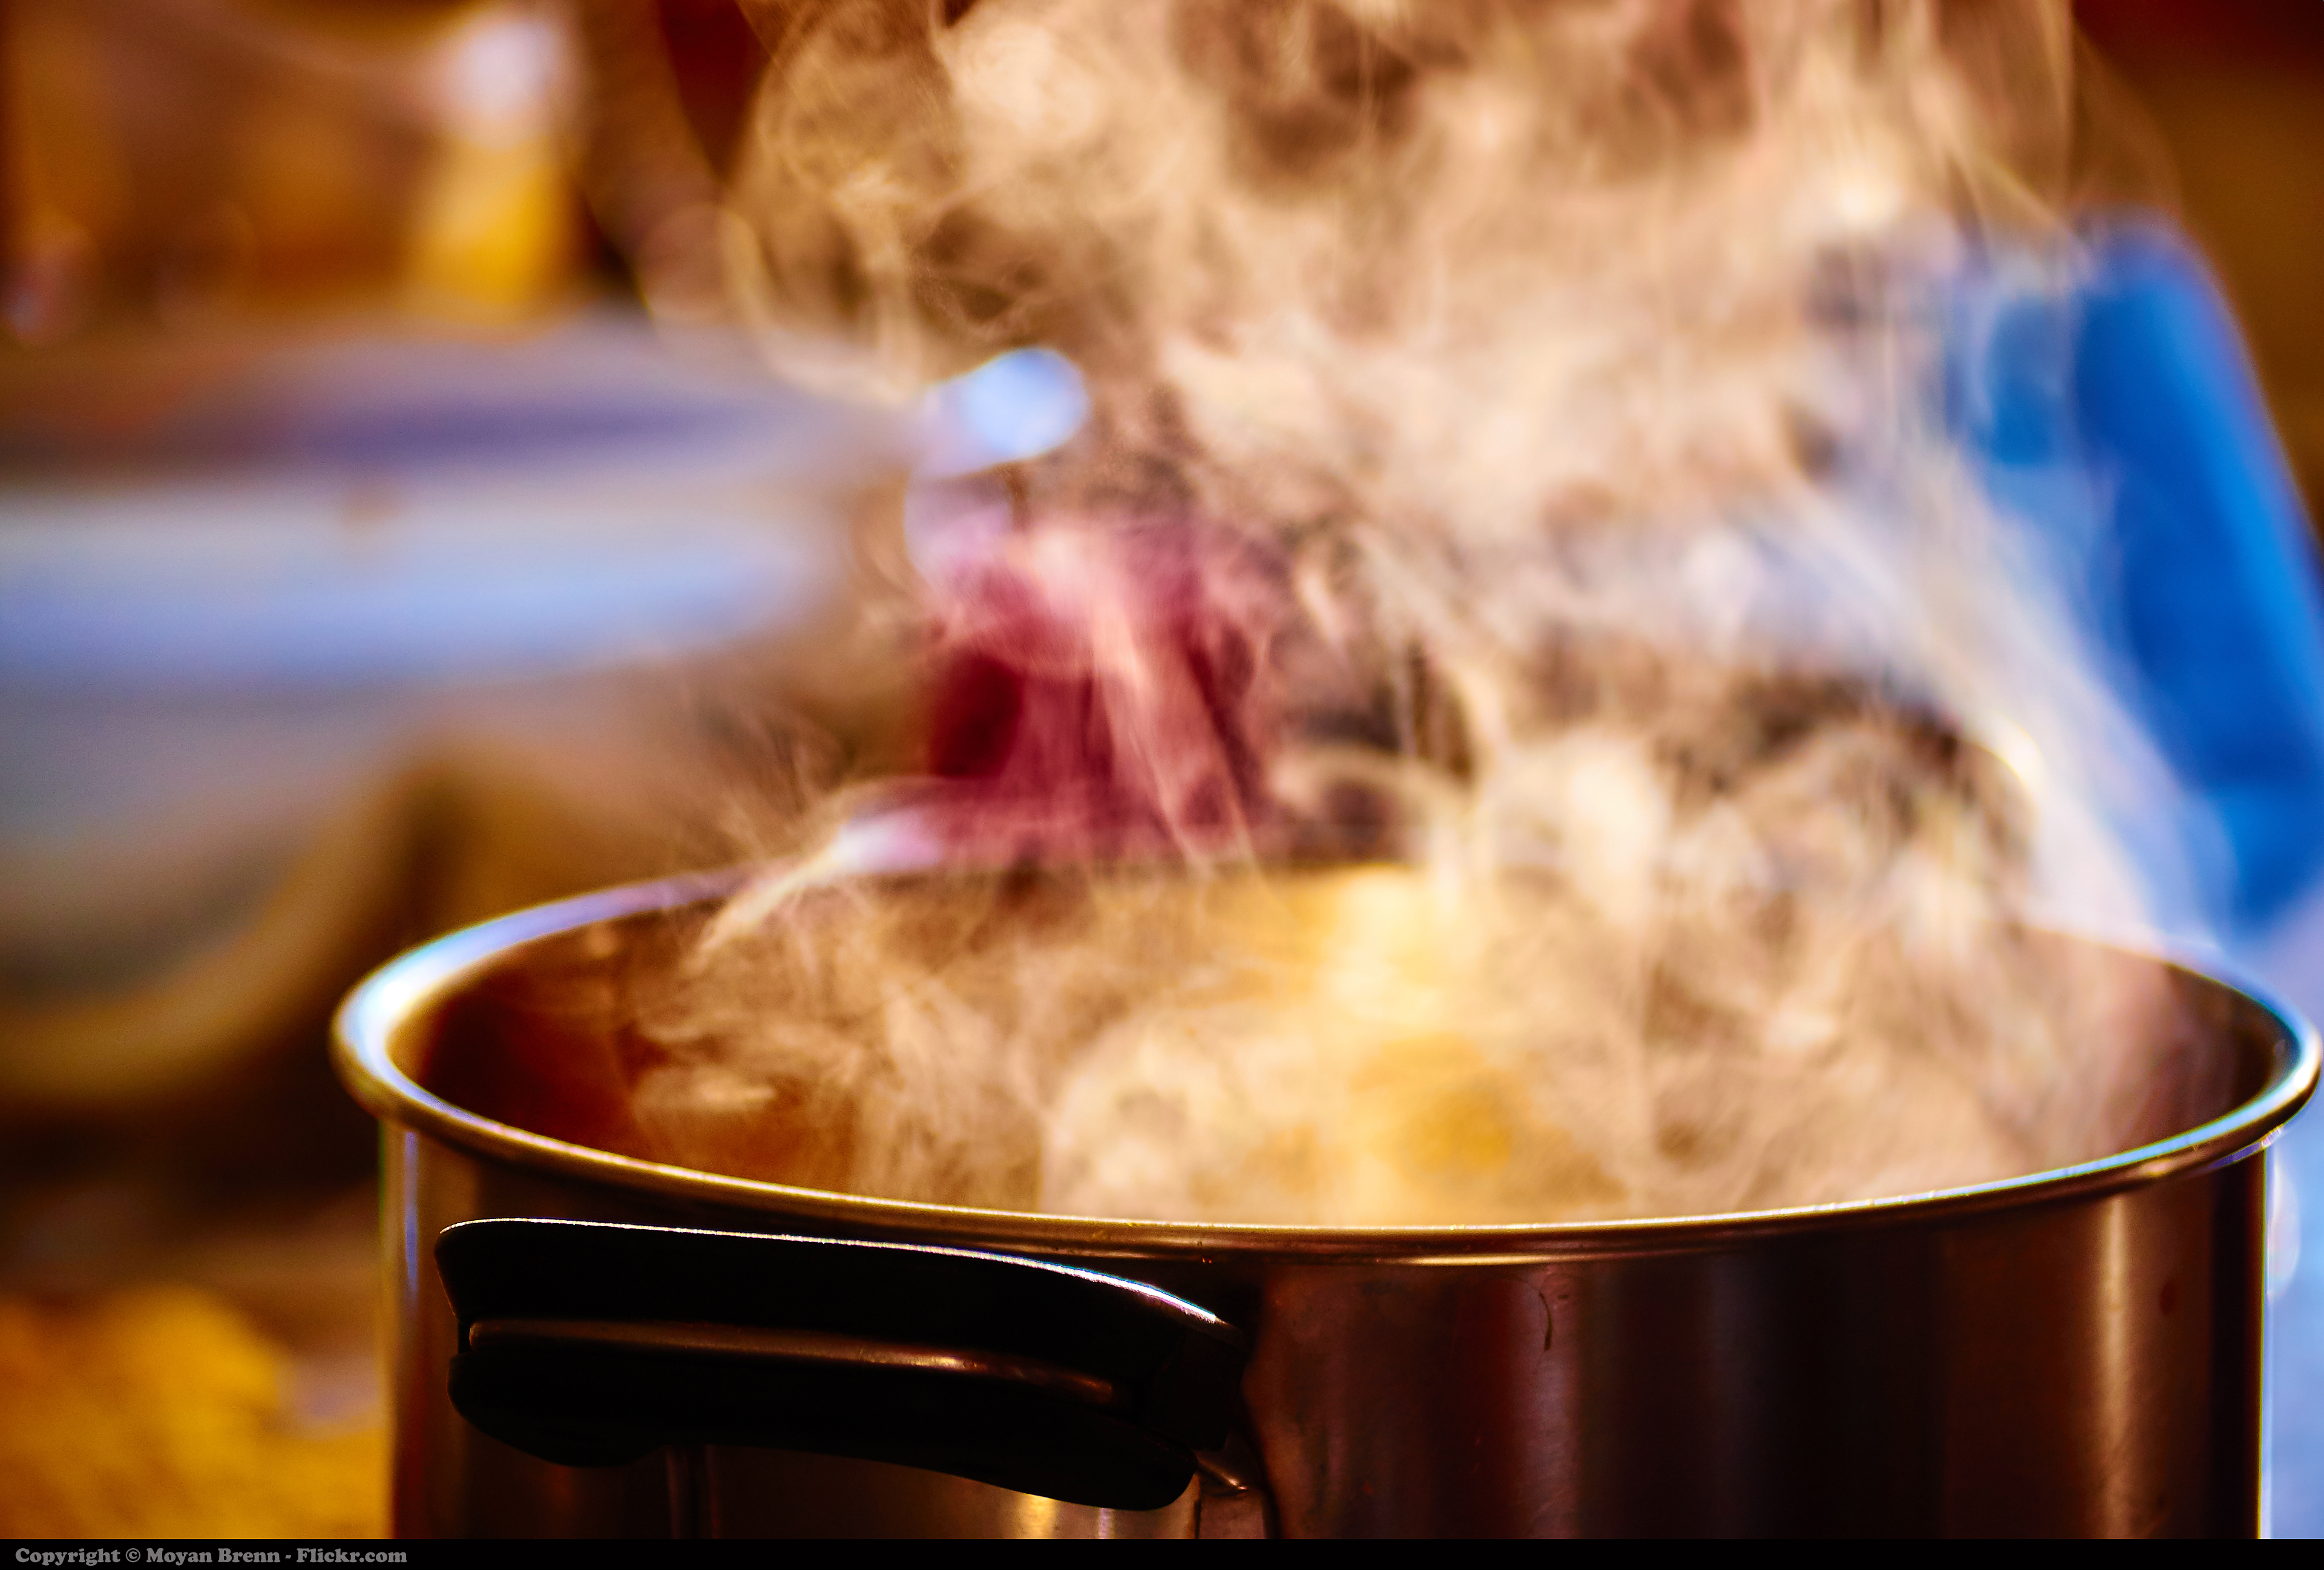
<box><xmin>435</xmin><ymin>1218</ymin><xmax>1249</xmax><ymax>1513</ymax></box>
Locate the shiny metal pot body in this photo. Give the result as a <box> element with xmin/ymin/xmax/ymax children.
<box><xmin>336</xmin><ymin>874</ymin><xmax>2319</xmax><ymax>1537</ymax></box>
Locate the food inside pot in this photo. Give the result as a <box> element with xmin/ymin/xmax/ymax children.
<box><xmin>406</xmin><ymin>853</ymin><xmax>2228</xmax><ymax>1227</ymax></box>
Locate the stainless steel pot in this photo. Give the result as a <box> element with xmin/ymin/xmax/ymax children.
<box><xmin>333</xmin><ymin>870</ymin><xmax>2318</xmax><ymax>1537</ymax></box>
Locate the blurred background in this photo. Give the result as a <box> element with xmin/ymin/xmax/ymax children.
<box><xmin>0</xmin><ymin>0</ymin><xmax>2319</xmax><ymax>1538</ymax></box>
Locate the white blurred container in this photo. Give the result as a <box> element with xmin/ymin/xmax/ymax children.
<box><xmin>0</xmin><ymin>318</ymin><xmax>868</xmax><ymax>1115</ymax></box>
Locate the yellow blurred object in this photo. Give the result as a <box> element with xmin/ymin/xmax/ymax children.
<box><xmin>0</xmin><ymin>1286</ymin><xmax>383</xmax><ymax>1538</ymax></box>
<box><xmin>405</xmin><ymin>4</ymin><xmax>577</xmax><ymax>320</ymax></box>
<box><xmin>1039</xmin><ymin>868</ymin><xmax>1624</xmax><ymax>1226</ymax></box>
<box><xmin>405</xmin><ymin>131</ymin><xmax>573</xmax><ymax>319</ymax></box>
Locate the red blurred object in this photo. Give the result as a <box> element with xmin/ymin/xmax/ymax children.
<box><xmin>921</xmin><ymin>521</ymin><xmax>1282</xmax><ymax>862</ymax></box>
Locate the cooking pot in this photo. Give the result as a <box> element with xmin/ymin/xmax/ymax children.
<box><xmin>333</xmin><ymin>869</ymin><xmax>2318</xmax><ymax>1537</ymax></box>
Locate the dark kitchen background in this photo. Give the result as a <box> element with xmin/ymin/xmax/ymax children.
<box><xmin>0</xmin><ymin>0</ymin><xmax>2319</xmax><ymax>1537</ymax></box>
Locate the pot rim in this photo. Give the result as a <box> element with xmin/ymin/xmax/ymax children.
<box><xmin>333</xmin><ymin>867</ymin><xmax>2320</xmax><ymax>1261</ymax></box>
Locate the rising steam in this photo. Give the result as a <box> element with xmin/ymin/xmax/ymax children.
<box><xmin>631</xmin><ymin>0</ymin><xmax>2206</xmax><ymax>1223</ymax></box>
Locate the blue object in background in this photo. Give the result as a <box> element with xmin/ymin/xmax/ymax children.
<box><xmin>1958</xmin><ymin>220</ymin><xmax>2324</xmax><ymax>938</ymax></box>
<box><xmin>917</xmin><ymin>349</ymin><xmax>1089</xmax><ymax>478</ymax></box>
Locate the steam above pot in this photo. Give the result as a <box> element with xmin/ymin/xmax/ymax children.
<box><xmin>642</xmin><ymin>1</ymin><xmax>2199</xmax><ymax>1224</ymax></box>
